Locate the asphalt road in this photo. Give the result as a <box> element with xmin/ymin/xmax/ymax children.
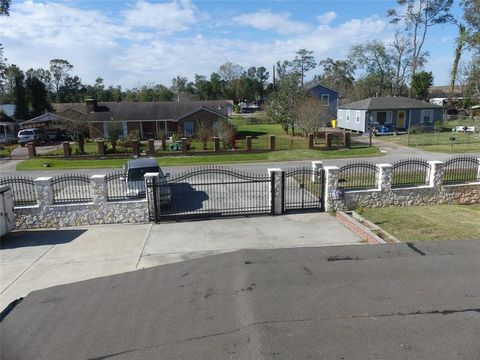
<box><xmin>1</xmin><ymin>240</ymin><xmax>479</xmax><ymax>359</ymax></box>
<box><xmin>2</xmin><ymin>137</ymin><xmax>477</xmax><ymax>178</ymax></box>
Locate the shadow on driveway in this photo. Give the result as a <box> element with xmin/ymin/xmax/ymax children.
<box><xmin>1</xmin><ymin>229</ymin><xmax>87</xmax><ymax>249</ymax></box>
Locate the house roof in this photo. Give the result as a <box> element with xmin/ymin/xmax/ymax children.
<box><xmin>19</xmin><ymin>113</ymin><xmax>79</xmax><ymax>126</ymax></box>
<box><xmin>338</xmin><ymin>97</ymin><xmax>443</xmax><ymax>110</ymax></box>
<box><xmin>307</xmin><ymin>83</ymin><xmax>339</xmax><ymax>94</ymax></box>
<box><xmin>54</xmin><ymin>100</ymin><xmax>231</xmax><ymax>122</ymax></box>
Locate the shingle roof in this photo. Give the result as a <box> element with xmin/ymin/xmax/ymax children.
<box><xmin>338</xmin><ymin>97</ymin><xmax>443</xmax><ymax>110</ymax></box>
<box><xmin>54</xmin><ymin>100</ymin><xmax>231</xmax><ymax>122</ymax></box>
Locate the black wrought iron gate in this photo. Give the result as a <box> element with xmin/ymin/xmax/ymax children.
<box><xmin>283</xmin><ymin>167</ymin><xmax>325</xmax><ymax>213</ymax></box>
<box><xmin>147</xmin><ymin>166</ymin><xmax>274</xmax><ymax>222</ymax></box>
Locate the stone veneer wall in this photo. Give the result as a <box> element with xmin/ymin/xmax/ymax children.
<box><xmin>325</xmin><ymin>160</ymin><xmax>480</xmax><ymax>212</ymax></box>
<box><xmin>14</xmin><ymin>175</ymin><xmax>149</xmax><ymax>229</ymax></box>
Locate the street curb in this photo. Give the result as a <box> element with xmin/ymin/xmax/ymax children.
<box><xmin>336</xmin><ymin>211</ymin><xmax>386</xmax><ymax>244</ymax></box>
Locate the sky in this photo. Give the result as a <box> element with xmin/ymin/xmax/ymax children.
<box><xmin>0</xmin><ymin>0</ymin><xmax>468</xmax><ymax>89</ymax></box>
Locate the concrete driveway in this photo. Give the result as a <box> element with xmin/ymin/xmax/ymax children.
<box><xmin>0</xmin><ymin>213</ymin><xmax>362</xmax><ymax>311</ymax></box>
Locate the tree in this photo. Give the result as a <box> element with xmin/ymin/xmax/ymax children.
<box><xmin>63</xmin><ymin>109</ymin><xmax>89</xmax><ymax>154</ymax></box>
<box><xmin>106</xmin><ymin>121</ymin><xmax>123</xmax><ymax>153</ymax></box>
<box><xmin>389</xmin><ymin>33</ymin><xmax>414</xmax><ymax>96</ymax></box>
<box><xmin>59</xmin><ymin>75</ymin><xmax>84</xmax><ymax>102</ymax></box>
<box><xmin>10</xmin><ymin>66</ymin><xmax>29</xmax><ymax>119</ymax></box>
<box><xmin>26</xmin><ymin>73</ymin><xmax>53</xmax><ymax>117</ymax></box>
<box><xmin>49</xmin><ymin>59</ymin><xmax>73</xmax><ymax>103</ymax></box>
<box><xmin>171</xmin><ymin>76</ymin><xmax>188</xmax><ymax>101</ymax></box>
<box><xmin>316</xmin><ymin>58</ymin><xmax>356</xmax><ymax>101</ymax></box>
<box><xmin>291</xmin><ymin>49</ymin><xmax>316</xmax><ymax>87</ymax></box>
<box><xmin>465</xmin><ymin>54</ymin><xmax>480</xmax><ymax>96</ymax></box>
<box><xmin>348</xmin><ymin>41</ymin><xmax>393</xmax><ymax>96</ymax></box>
<box><xmin>295</xmin><ymin>96</ymin><xmax>331</xmax><ymax>137</ymax></box>
<box><xmin>195</xmin><ymin>120</ymin><xmax>213</xmax><ymax>150</ymax></box>
<box><xmin>461</xmin><ymin>0</ymin><xmax>480</xmax><ymax>48</ymax></box>
<box><xmin>388</xmin><ymin>0</ymin><xmax>453</xmax><ymax>92</ymax></box>
<box><xmin>218</xmin><ymin>62</ymin><xmax>244</xmax><ymax>82</ymax></box>
<box><xmin>411</xmin><ymin>71</ymin><xmax>433</xmax><ymax>100</ymax></box>
<box><xmin>0</xmin><ymin>0</ymin><xmax>10</xmax><ymax>16</ymax></box>
<box><xmin>266</xmin><ymin>73</ymin><xmax>305</xmax><ymax>135</ymax></box>
<box><xmin>0</xmin><ymin>45</ymin><xmax>8</xmax><ymax>97</ymax></box>
<box><xmin>450</xmin><ymin>23</ymin><xmax>468</xmax><ymax>95</ymax></box>
<box><xmin>255</xmin><ymin>66</ymin><xmax>269</xmax><ymax>99</ymax></box>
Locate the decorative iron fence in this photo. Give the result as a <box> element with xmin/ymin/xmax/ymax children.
<box><xmin>148</xmin><ymin>166</ymin><xmax>273</xmax><ymax>221</ymax></box>
<box><xmin>106</xmin><ymin>171</ymin><xmax>127</xmax><ymax>201</ymax></box>
<box><xmin>51</xmin><ymin>174</ymin><xmax>92</xmax><ymax>204</ymax></box>
<box><xmin>0</xmin><ymin>176</ymin><xmax>37</xmax><ymax>206</ymax></box>
<box><xmin>391</xmin><ymin>158</ymin><xmax>430</xmax><ymax>188</ymax></box>
<box><xmin>338</xmin><ymin>161</ymin><xmax>379</xmax><ymax>191</ymax></box>
<box><xmin>283</xmin><ymin>167</ymin><xmax>324</xmax><ymax>212</ymax></box>
<box><xmin>443</xmin><ymin>155</ymin><xmax>480</xmax><ymax>185</ymax></box>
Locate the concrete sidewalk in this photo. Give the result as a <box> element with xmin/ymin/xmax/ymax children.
<box><xmin>0</xmin><ymin>213</ymin><xmax>362</xmax><ymax>311</ymax></box>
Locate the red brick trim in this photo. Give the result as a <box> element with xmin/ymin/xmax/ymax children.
<box><xmin>336</xmin><ymin>211</ymin><xmax>385</xmax><ymax>244</ymax></box>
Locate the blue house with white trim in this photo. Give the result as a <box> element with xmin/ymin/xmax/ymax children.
<box><xmin>336</xmin><ymin>97</ymin><xmax>443</xmax><ymax>133</ymax></box>
<box><xmin>308</xmin><ymin>84</ymin><xmax>339</xmax><ymax>115</ymax></box>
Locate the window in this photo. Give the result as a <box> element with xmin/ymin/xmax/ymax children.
<box><xmin>184</xmin><ymin>122</ymin><xmax>194</xmax><ymax>137</ymax></box>
<box><xmin>420</xmin><ymin>110</ymin><xmax>434</xmax><ymax>124</ymax></box>
<box><xmin>355</xmin><ymin>111</ymin><xmax>361</xmax><ymax>123</ymax></box>
<box><xmin>338</xmin><ymin>110</ymin><xmax>343</xmax><ymax>120</ymax></box>
<box><xmin>321</xmin><ymin>94</ymin><xmax>329</xmax><ymax>105</ymax></box>
<box><xmin>346</xmin><ymin>110</ymin><xmax>350</xmax><ymax>122</ymax></box>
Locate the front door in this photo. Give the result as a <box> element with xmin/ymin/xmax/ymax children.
<box><xmin>397</xmin><ymin>111</ymin><xmax>406</xmax><ymax>129</ymax></box>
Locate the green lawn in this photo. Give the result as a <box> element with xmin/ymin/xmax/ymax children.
<box><xmin>16</xmin><ymin>147</ymin><xmax>381</xmax><ymax>171</ymax></box>
<box><xmin>361</xmin><ymin>204</ymin><xmax>480</xmax><ymax>241</ymax></box>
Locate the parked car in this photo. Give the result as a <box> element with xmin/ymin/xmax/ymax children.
<box><xmin>45</xmin><ymin>128</ymin><xmax>62</xmax><ymax>141</ymax></box>
<box><xmin>17</xmin><ymin>128</ymin><xmax>47</xmax><ymax>146</ymax></box>
<box><xmin>122</xmin><ymin>158</ymin><xmax>171</xmax><ymax>204</ymax></box>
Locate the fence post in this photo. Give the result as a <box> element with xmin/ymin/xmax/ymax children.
<box><xmin>377</xmin><ymin>164</ymin><xmax>393</xmax><ymax>191</ymax></box>
<box><xmin>311</xmin><ymin>161</ymin><xmax>323</xmax><ymax>183</ymax></box>
<box><xmin>213</xmin><ymin>137</ymin><xmax>220</xmax><ymax>152</ymax></box>
<box><xmin>148</xmin><ymin>139</ymin><xmax>155</xmax><ymax>155</ymax></box>
<box><xmin>97</xmin><ymin>140</ymin><xmax>105</xmax><ymax>156</ymax></box>
<box><xmin>343</xmin><ymin>132</ymin><xmax>351</xmax><ymax>149</ymax></box>
<box><xmin>90</xmin><ymin>175</ymin><xmax>107</xmax><ymax>205</ymax></box>
<box><xmin>428</xmin><ymin>161</ymin><xmax>445</xmax><ymax>189</ymax></box>
<box><xmin>477</xmin><ymin>158</ymin><xmax>480</xmax><ymax>182</ymax></box>
<box><xmin>132</xmin><ymin>140</ymin><xmax>140</xmax><ymax>156</ymax></box>
<box><xmin>308</xmin><ymin>133</ymin><xmax>314</xmax><ymax>149</ymax></box>
<box><xmin>27</xmin><ymin>142</ymin><xmax>36</xmax><ymax>158</ymax></box>
<box><xmin>144</xmin><ymin>172</ymin><xmax>160</xmax><ymax>222</ymax></box>
<box><xmin>63</xmin><ymin>142</ymin><xmax>71</xmax><ymax>158</ymax></box>
<box><xmin>269</xmin><ymin>135</ymin><xmax>276</xmax><ymax>151</ymax></box>
<box><xmin>34</xmin><ymin>177</ymin><xmax>53</xmax><ymax>207</ymax></box>
<box><xmin>325</xmin><ymin>133</ymin><xmax>332</xmax><ymax>149</ymax></box>
<box><xmin>323</xmin><ymin>166</ymin><xmax>340</xmax><ymax>212</ymax></box>
<box><xmin>268</xmin><ymin>168</ymin><xmax>283</xmax><ymax>215</ymax></box>
<box><xmin>181</xmin><ymin>138</ymin><xmax>188</xmax><ymax>154</ymax></box>
<box><xmin>246</xmin><ymin>136</ymin><xmax>252</xmax><ymax>152</ymax></box>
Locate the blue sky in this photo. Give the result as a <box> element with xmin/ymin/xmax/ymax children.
<box><xmin>0</xmin><ymin>0</ymin><xmax>467</xmax><ymax>89</ymax></box>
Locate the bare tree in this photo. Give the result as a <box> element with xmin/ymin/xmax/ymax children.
<box><xmin>389</xmin><ymin>33</ymin><xmax>413</xmax><ymax>96</ymax></box>
<box><xmin>295</xmin><ymin>96</ymin><xmax>331</xmax><ymax>137</ymax></box>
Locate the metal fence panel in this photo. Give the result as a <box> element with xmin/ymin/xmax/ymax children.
<box><xmin>51</xmin><ymin>174</ymin><xmax>92</xmax><ymax>204</ymax></box>
<box><xmin>0</xmin><ymin>176</ymin><xmax>36</xmax><ymax>206</ymax></box>
<box><xmin>148</xmin><ymin>166</ymin><xmax>272</xmax><ymax>221</ymax></box>
<box><xmin>338</xmin><ymin>161</ymin><xmax>378</xmax><ymax>191</ymax></box>
<box><xmin>392</xmin><ymin>158</ymin><xmax>430</xmax><ymax>188</ymax></box>
<box><xmin>283</xmin><ymin>167</ymin><xmax>324</xmax><ymax>212</ymax></box>
<box><xmin>444</xmin><ymin>155</ymin><xmax>480</xmax><ymax>185</ymax></box>
<box><xmin>105</xmin><ymin>171</ymin><xmax>145</xmax><ymax>202</ymax></box>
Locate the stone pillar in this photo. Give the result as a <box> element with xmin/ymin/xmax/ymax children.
<box><xmin>148</xmin><ymin>139</ymin><xmax>155</xmax><ymax>155</ymax></box>
<box><xmin>428</xmin><ymin>161</ymin><xmax>445</xmax><ymax>189</ymax></box>
<box><xmin>144</xmin><ymin>172</ymin><xmax>160</xmax><ymax>220</ymax></box>
<box><xmin>34</xmin><ymin>177</ymin><xmax>53</xmax><ymax>207</ymax></box>
<box><xmin>308</xmin><ymin>133</ymin><xmax>314</xmax><ymax>149</ymax></box>
<box><xmin>246</xmin><ymin>136</ymin><xmax>252</xmax><ymax>152</ymax></box>
<box><xmin>27</xmin><ymin>143</ymin><xmax>36</xmax><ymax>158</ymax></box>
<box><xmin>181</xmin><ymin>138</ymin><xmax>188</xmax><ymax>154</ymax></box>
<box><xmin>324</xmin><ymin>166</ymin><xmax>340</xmax><ymax>212</ymax></box>
<box><xmin>311</xmin><ymin>161</ymin><xmax>323</xmax><ymax>183</ymax></box>
<box><xmin>132</xmin><ymin>140</ymin><xmax>140</xmax><ymax>156</ymax></box>
<box><xmin>269</xmin><ymin>135</ymin><xmax>276</xmax><ymax>151</ymax></box>
<box><xmin>62</xmin><ymin>142</ymin><xmax>70</xmax><ymax>158</ymax></box>
<box><xmin>97</xmin><ymin>140</ymin><xmax>105</xmax><ymax>156</ymax></box>
<box><xmin>213</xmin><ymin>137</ymin><xmax>220</xmax><ymax>152</ymax></box>
<box><xmin>325</xmin><ymin>133</ymin><xmax>332</xmax><ymax>149</ymax></box>
<box><xmin>343</xmin><ymin>132</ymin><xmax>351</xmax><ymax>149</ymax></box>
<box><xmin>90</xmin><ymin>175</ymin><xmax>107</xmax><ymax>205</ymax></box>
<box><xmin>377</xmin><ymin>164</ymin><xmax>393</xmax><ymax>192</ymax></box>
<box><xmin>268</xmin><ymin>168</ymin><xmax>284</xmax><ymax>215</ymax></box>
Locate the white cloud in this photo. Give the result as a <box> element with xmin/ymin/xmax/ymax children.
<box><xmin>316</xmin><ymin>11</ymin><xmax>337</xmax><ymax>25</ymax></box>
<box><xmin>123</xmin><ymin>0</ymin><xmax>198</xmax><ymax>32</ymax></box>
<box><xmin>233</xmin><ymin>10</ymin><xmax>311</xmax><ymax>35</ymax></box>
